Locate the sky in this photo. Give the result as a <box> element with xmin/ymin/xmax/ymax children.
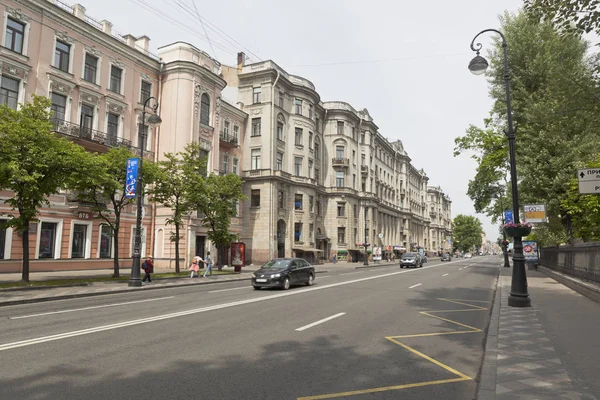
<box><xmin>82</xmin><ymin>0</ymin><xmax>524</xmax><ymax>241</ymax></box>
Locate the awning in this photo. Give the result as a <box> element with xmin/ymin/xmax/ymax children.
<box><xmin>293</xmin><ymin>248</ymin><xmax>324</xmax><ymax>253</ymax></box>
<box><xmin>337</xmin><ymin>249</ymin><xmax>348</xmax><ymax>254</ymax></box>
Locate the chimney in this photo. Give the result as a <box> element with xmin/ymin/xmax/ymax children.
<box><xmin>72</xmin><ymin>3</ymin><xmax>86</xmax><ymax>20</ymax></box>
<box><xmin>237</xmin><ymin>52</ymin><xmax>246</xmax><ymax>69</ymax></box>
<box><xmin>100</xmin><ymin>20</ymin><xmax>112</xmax><ymax>35</ymax></box>
<box><xmin>135</xmin><ymin>35</ymin><xmax>150</xmax><ymax>52</ymax></box>
<box><xmin>123</xmin><ymin>34</ymin><xmax>136</xmax><ymax>48</ymax></box>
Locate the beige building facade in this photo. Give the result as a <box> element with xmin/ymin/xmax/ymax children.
<box><xmin>427</xmin><ymin>186</ymin><xmax>453</xmax><ymax>254</ymax></box>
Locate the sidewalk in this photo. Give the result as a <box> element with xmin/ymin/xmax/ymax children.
<box><xmin>478</xmin><ymin>265</ymin><xmax>600</xmax><ymax>400</ymax></box>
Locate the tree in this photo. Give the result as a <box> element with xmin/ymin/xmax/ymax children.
<box><xmin>191</xmin><ymin>172</ymin><xmax>246</xmax><ymax>269</ymax></box>
<box><xmin>72</xmin><ymin>147</ymin><xmax>140</xmax><ymax>278</ymax></box>
<box><xmin>524</xmin><ymin>0</ymin><xmax>600</xmax><ymax>36</ymax></box>
<box><xmin>452</xmin><ymin>215</ymin><xmax>483</xmax><ymax>253</ymax></box>
<box><xmin>0</xmin><ymin>96</ymin><xmax>91</xmax><ymax>282</ymax></box>
<box><xmin>454</xmin><ymin>11</ymin><xmax>600</xmax><ymax>241</ymax></box>
<box><xmin>147</xmin><ymin>143</ymin><xmax>204</xmax><ymax>273</ymax></box>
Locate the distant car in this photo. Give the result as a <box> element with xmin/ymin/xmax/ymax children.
<box><xmin>400</xmin><ymin>252</ymin><xmax>423</xmax><ymax>268</ymax></box>
<box><xmin>464</xmin><ymin>253</ymin><xmax>472</xmax><ymax>259</ymax></box>
<box><xmin>252</xmin><ymin>258</ymin><xmax>315</xmax><ymax>290</ymax></box>
<box><xmin>441</xmin><ymin>253</ymin><xmax>451</xmax><ymax>261</ymax></box>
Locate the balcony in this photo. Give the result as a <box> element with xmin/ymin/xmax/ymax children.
<box><xmin>52</xmin><ymin>119</ymin><xmax>153</xmax><ymax>160</ymax></box>
<box><xmin>219</xmin><ymin>131</ymin><xmax>239</xmax><ymax>148</ymax></box>
<box><xmin>331</xmin><ymin>158</ymin><xmax>349</xmax><ymax>167</ymax></box>
<box><xmin>360</xmin><ymin>165</ymin><xmax>369</xmax><ymax>175</ymax></box>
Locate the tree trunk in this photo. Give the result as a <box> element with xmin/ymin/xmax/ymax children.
<box><xmin>21</xmin><ymin>225</ymin><xmax>30</xmax><ymax>282</ymax></box>
<box><xmin>112</xmin><ymin>227</ymin><xmax>120</xmax><ymax>278</ymax></box>
<box><xmin>174</xmin><ymin>223</ymin><xmax>181</xmax><ymax>273</ymax></box>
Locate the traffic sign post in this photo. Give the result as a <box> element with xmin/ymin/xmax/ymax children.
<box><xmin>578</xmin><ymin>168</ymin><xmax>600</xmax><ymax>194</ymax></box>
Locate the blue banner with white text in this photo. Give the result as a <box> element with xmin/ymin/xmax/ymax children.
<box><xmin>125</xmin><ymin>158</ymin><xmax>139</xmax><ymax>199</ymax></box>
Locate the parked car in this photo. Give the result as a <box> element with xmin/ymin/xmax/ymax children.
<box><xmin>400</xmin><ymin>252</ymin><xmax>423</xmax><ymax>268</ymax></box>
<box><xmin>252</xmin><ymin>258</ymin><xmax>315</xmax><ymax>290</ymax></box>
<box><xmin>464</xmin><ymin>253</ymin><xmax>472</xmax><ymax>259</ymax></box>
<box><xmin>441</xmin><ymin>253</ymin><xmax>452</xmax><ymax>261</ymax></box>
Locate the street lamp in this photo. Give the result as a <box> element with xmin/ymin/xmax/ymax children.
<box><xmin>128</xmin><ymin>96</ymin><xmax>162</xmax><ymax>287</ymax></box>
<box><xmin>363</xmin><ymin>206</ymin><xmax>369</xmax><ymax>266</ymax></box>
<box><xmin>469</xmin><ymin>29</ymin><xmax>531</xmax><ymax>307</ymax></box>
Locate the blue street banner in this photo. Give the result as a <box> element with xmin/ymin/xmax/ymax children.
<box><xmin>125</xmin><ymin>158</ymin><xmax>139</xmax><ymax>199</ymax></box>
<box><xmin>523</xmin><ymin>241</ymin><xmax>539</xmax><ymax>263</ymax></box>
<box><xmin>504</xmin><ymin>210</ymin><xmax>514</xmax><ymax>224</ymax></box>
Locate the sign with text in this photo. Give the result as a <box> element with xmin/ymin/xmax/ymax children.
<box><xmin>125</xmin><ymin>158</ymin><xmax>139</xmax><ymax>199</ymax></box>
<box><xmin>523</xmin><ymin>241</ymin><xmax>539</xmax><ymax>263</ymax></box>
<box><xmin>504</xmin><ymin>210</ymin><xmax>514</xmax><ymax>224</ymax></box>
<box><xmin>578</xmin><ymin>168</ymin><xmax>600</xmax><ymax>194</ymax></box>
<box><xmin>230</xmin><ymin>242</ymin><xmax>245</xmax><ymax>267</ymax></box>
<box><xmin>523</xmin><ymin>204</ymin><xmax>546</xmax><ymax>223</ymax></box>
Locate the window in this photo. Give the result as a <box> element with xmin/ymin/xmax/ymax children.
<box><xmin>294</xmin><ymin>223</ymin><xmax>302</xmax><ymax>242</ymax></box>
<box><xmin>251</xmin><ymin>189</ymin><xmax>261</xmax><ymax>207</ymax></box>
<box><xmin>50</xmin><ymin>93</ymin><xmax>66</xmax><ymax>121</ymax></box>
<box><xmin>315</xmin><ymin>168</ymin><xmax>320</xmax><ymax>183</ymax></box>
<box><xmin>222</xmin><ymin>153</ymin><xmax>229</xmax><ymax>172</ymax></box>
<box><xmin>200</xmin><ymin>93</ymin><xmax>210</xmax><ymax>125</ymax></box>
<box><xmin>0</xmin><ymin>220</ymin><xmax>7</xmax><ymax>259</ymax></box>
<box><xmin>5</xmin><ymin>18</ymin><xmax>25</xmax><ymax>54</ymax></box>
<box><xmin>251</xmin><ymin>118</ymin><xmax>261</xmax><ymax>136</ymax></box>
<box><xmin>308</xmin><ymin>103</ymin><xmax>313</xmax><ymax>119</ymax></box>
<box><xmin>295</xmin><ymin>98</ymin><xmax>302</xmax><ymax>115</ymax></box>
<box><xmin>338</xmin><ymin>227</ymin><xmax>346</xmax><ymax>244</ymax></box>
<box><xmin>233</xmin><ymin>125</ymin><xmax>239</xmax><ymax>141</ymax></box>
<box><xmin>316</xmin><ymin>200</ymin><xmax>321</xmax><ymax>216</ymax></box>
<box><xmin>309</xmin><ymin>223</ymin><xmax>314</xmax><ymax>242</ymax></box>
<box><xmin>309</xmin><ymin>196</ymin><xmax>314</xmax><ymax>213</ymax></box>
<box><xmin>314</xmin><ymin>140</ymin><xmax>320</xmax><ymax>159</ymax></box>
<box><xmin>232</xmin><ymin>158</ymin><xmax>239</xmax><ymax>175</ymax></box>
<box><xmin>141</xmin><ymin>80</ymin><xmax>152</xmax><ymax>104</ymax></box>
<box><xmin>337</xmin><ymin>121</ymin><xmax>344</xmax><ymax>135</ymax></box>
<box><xmin>337</xmin><ymin>202</ymin><xmax>345</xmax><ymax>217</ymax></box>
<box><xmin>294</xmin><ymin>157</ymin><xmax>302</xmax><ymax>176</ymax></box>
<box><xmin>99</xmin><ymin>225</ymin><xmax>112</xmax><ymax>258</ymax></box>
<box><xmin>83</xmin><ymin>53</ymin><xmax>98</xmax><ymax>83</ymax></box>
<box><xmin>0</xmin><ymin>76</ymin><xmax>19</xmax><ymax>110</ymax></box>
<box><xmin>251</xmin><ymin>148</ymin><xmax>261</xmax><ymax>170</ymax></box>
<box><xmin>353</xmin><ymin>174</ymin><xmax>356</xmax><ymax>189</ymax></box>
<box><xmin>278</xmin><ymin>91</ymin><xmax>284</xmax><ymax>108</ymax></box>
<box><xmin>316</xmin><ymin>117</ymin><xmax>320</xmax><ymax>132</ymax></box>
<box><xmin>308</xmin><ymin>159</ymin><xmax>313</xmax><ymax>177</ymax></box>
<box><xmin>309</xmin><ymin>132</ymin><xmax>313</xmax><ymax>149</ymax></box>
<box><xmin>253</xmin><ymin>87</ymin><xmax>261</xmax><ymax>103</ymax></box>
<box><xmin>336</xmin><ymin>171</ymin><xmax>345</xmax><ymax>187</ymax></box>
<box><xmin>361</xmin><ymin>132</ymin><xmax>365</xmax><ymax>144</ymax></box>
<box><xmin>354</xmin><ymin>204</ymin><xmax>358</xmax><ymax>218</ymax></box>
<box><xmin>224</xmin><ymin>120</ymin><xmax>230</xmax><ymax>135</ymax></box>
<box><xmin>39</xmin><ymin>222</ymin><xmax>58</xmax><ymax>258</ymax></box>
<box><xmin>80</xmin><ymin>104</ymin><xmax>94</xmax><ymax>133</ymax></box>
<box><xmin>295</xmin><ymin>128</ymin><xmax>302</xmax><ymax>146</ymax></box>
<box><xmin>71</xmin><ymin>224</ymin><xmax>88</xmax><ymax>258</ymax></box>
<box><xmin>278</xmin><ymin>190</ymin><xmax>285</xmax><ymax>208</ymax></box>
<box><xmin>107</xmin><ymin>113</ymin><xmax>119</xmax><ymax>137</ymax></box>
<box><xmin>352</xmin><ymin>127</ymin><xmax>356</xmax><ymax>141</ymax></box>
<box><xmin>54</xmin><ymin>40</ymin><xmax>70</xmax><ymax>72</ymax></box>
<box><xmin>277</xmin><ymin>121</ymin><xmax>284</xmax><ymax>141</ymax></box>
<box><xmin>109</xmin><ymin>65</ymin><xmax>122</xmax><ymax>93</ymax></box>
<box><xmin>361</xmin><ymin>154</ymin><xmax>366</xmax><ymax>165</ymax></box>
<box><xmin>352</xmin><ymin>150</ymin><xmax>356</xmax><ymax>164</ymax></box>
<box><xmin>295</xmin><ymin>194</ymin><xmax>303</xmax><ymax>210</ymax></box>
<box><xmin>276</xmin><ymin>152</ymin><xmax>283</xmax><ymax>171</ymax></box>
<box><xmin>336</xmin><ymin>146</ymin><xmax>344</xmax><ymax>159</ymax></box>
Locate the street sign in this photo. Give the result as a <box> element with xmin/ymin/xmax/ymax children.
<box><xmin>504</xmin><ymin>210</ymin><xmax>514</xmax><ymax>224</ymax></box>
<box><xmin>125</xmin><ymin>158</ymin><xmax>139</xmax><ymax>198</ymax></box>
<box><xmin>523</xmin><ymin>204</ymin><xmax>546</xmax><ymax>223</ymax></box>
<box><xmin>523</xmin><ymin>241</ymin><xmax>539</xmax><ymax>262</ymax></box>
<box><xmin>578</xmin><ymin>168</ymin><xmax>600</xmax><ymax>194</ymax></box>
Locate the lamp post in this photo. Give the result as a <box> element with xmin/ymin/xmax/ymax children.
<box><xmin>363</xmin><ymin>206</ymin><xmax>369</xmax><ymax>266</ymax></box>
<box><xmin>128</xmin><ymin>96</ymin><xmax>162</xmax><ymax>287</ymax></box>
<box><xmin>469</xmin><ymin>29</ymin><xmax>531</xmax><ymax>307</ymax></box>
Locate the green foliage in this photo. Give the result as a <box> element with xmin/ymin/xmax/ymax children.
<box><xmin>0</xmin><ymin>96</ymin><xmax>91</xmax><ymax>281</ymax></box>
<box><xmin>455</xmin><ymin>11</ymin><xmax>600</xmax><ymax>242</ymax></box>
<box><xmin>451</xmin><ymin>215</ymin><xmax>483</xmax><ymax>253</ymax></box>
<box><xmin>524</xmin><ymin>0</ymin><xmax>600</xmax><ymax>35</ymax></box>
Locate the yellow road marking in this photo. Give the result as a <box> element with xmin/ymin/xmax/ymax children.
<box><xmin>298</xmin><ymin>298</ymin><xmax>489</xmax><ymax>399</ymax></box>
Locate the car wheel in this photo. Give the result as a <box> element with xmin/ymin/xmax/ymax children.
<box><xmin>306</xmin><ymin>274</ymin><xmax>314</xmax><ymax>286</ymax></box>
<box><xmin>282</xmin><ymin>277</ymin><xmax>290</xmax><ymax>290</ymax></box>
<box><xmin>253</xmin><ymin>286</ymin><xmax>261</xmax><ymax>290</ymax></box>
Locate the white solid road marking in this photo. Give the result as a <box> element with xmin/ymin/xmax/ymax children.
<box><xmin>0</xmin><ymin>259</ymin><xmax>464</xmax><ymax>352</ymax></box>
<box><xmin>9</xmin><ymin>296</ymin><xmax>175</xmax><ymax>320</ymax></box>
<box><xmin>295</xmin><ymin>312</ymin><xmax>346</xmax><ymax>332</ymax></box>
<box><xmin>409</xmin><ymin>283</ymin><xmax>422</xmax><ymax>289</ymax></box>
<box><xmin>443</xmin><ymin>273</ymin><xmax>449</xmax><ymax>276</ymax></box>
<box><xmin>319</xmin><ymin>276</ymin><xmax>331</xmax><ymax>279</ymax></box>
<box><xmin>209</xmin><ymin>287</ymin><xmax>248</xmax><ymax>294</ymax></box>
<box><xmin>341</xmin><ymin>272</ymin><xmax>362</xmax><ymax>276</ymax></box>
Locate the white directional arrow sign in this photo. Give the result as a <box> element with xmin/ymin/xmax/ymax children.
<box><xmin>578</xmin><ymin>169</ymin><xmax>600</xmax><ymax>194</ymax></box>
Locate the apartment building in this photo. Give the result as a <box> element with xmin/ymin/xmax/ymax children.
<box><xmin>427</xmin><ymin>186</ymin><xmax>453</xmax><ymax>254</ymax></box>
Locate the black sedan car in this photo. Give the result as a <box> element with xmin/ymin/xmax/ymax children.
<box><xmin>400</xmin><ymin>252</ymin><xmax>423</xmax><ymax>268</ymax></box>
<box><xmin>441</xmin><ymin>253</ymin><xmax>452</xmax><ymax>261</ymax></box>
<box><xmin>252</xmin><ymin>258</ymin><xmax>315</xmax><ymax>290</ymax></box>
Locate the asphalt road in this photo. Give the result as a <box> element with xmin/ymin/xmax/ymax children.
<box><xmin>0</xmin><ymin>256</ymin><xmax>499</xmax><ymax>400</ymax></box>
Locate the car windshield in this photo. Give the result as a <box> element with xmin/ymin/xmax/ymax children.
<box><xmin>261</xmin><ymin>259</ymin><xmax>291</xmax><ymax>269</ymax></box>
<box><xmin>403</xmin><ymin>253</ymin><xmax>417</xmax><ymax>258</ymax></box>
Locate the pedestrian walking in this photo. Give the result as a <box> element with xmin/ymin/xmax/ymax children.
<box><xmin>202</xmin><ymin>251</ymin><xmax>213</xmax><ymax>278</ymax></box>
<box><xmin>142</xmin><ymin>256</ymin><xmax>154</xmax><ymax>283</ymax></box>
<box><xmin>332</xmin><ymin>254</ymin><xmax>337</xmax><ymax>264</ymax></box>
<box><xmin>189</xmin><ymin>255</ymin><xmax>202</xmax><ymax>278</ymax></box>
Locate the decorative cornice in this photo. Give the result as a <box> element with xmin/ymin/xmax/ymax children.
<box><xmin>109</xmin><ymin>58</ymin><xmax>126</xmax><ymax>69</ymax></box>
<box><xmin>47</xmin><ymin>73</ymin><xmax>75</xmax><ymax>95</ymax></box>
<box><xmin>6</xmin><ymin>6</ymin><xmax>29</xmax><ymax>22</ymax></box>
<box><xmin>55</xmin><ymin>30</ymin><xmax>75</xmax><ymax>44</ymax></box>
<box><xmin>84</xmin><ymin>45</ymin><xmax>101</xmax><ymax>57</ymax></box>
<box><xmin>141</xmin><ymin>72</ymin><xmax>154</xmax><ymax>82</ymax></box>
<box><xmin>106</xmin><ymin>97</ymin><xmax>127</xmax><ymax>114</ymax></box>
<box><xmin>79</xmin><ymin>87</ymin><xmax>102</xmax><ymax>106</ymax></box>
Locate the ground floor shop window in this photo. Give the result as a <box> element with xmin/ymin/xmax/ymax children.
<box><xmin>71</xmin><ymin>224</ymin><xmax>88</xmax><ymax>258</ymax></box>
<box><xmin>99</xmin><ymin>225</ymin><xmax>113</xmax><ymax>258</ymax></box>
<box><xmin>39</xmin><ymin>222</ymin><xmax>57</xmax><ymax>258</ymax></box>
<box><xmin>0</xmin><ymin>220</ymin><xmax>7</xmax><ymax>259</ymax></box>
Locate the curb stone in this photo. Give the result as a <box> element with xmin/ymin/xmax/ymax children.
<box><xmin>0</xmin><ymin>270</ymin><xmax>330</xmax><ymax>307</ymax></box>
<box><xmin>476</xmin><ymin>266</ymin><xmax>501</xmax><ymax>400</ymax></box>
<box><xmin>538</xmin><ymin>266</ymin><xmax>600</xmax><ymax>304</ymax></box>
